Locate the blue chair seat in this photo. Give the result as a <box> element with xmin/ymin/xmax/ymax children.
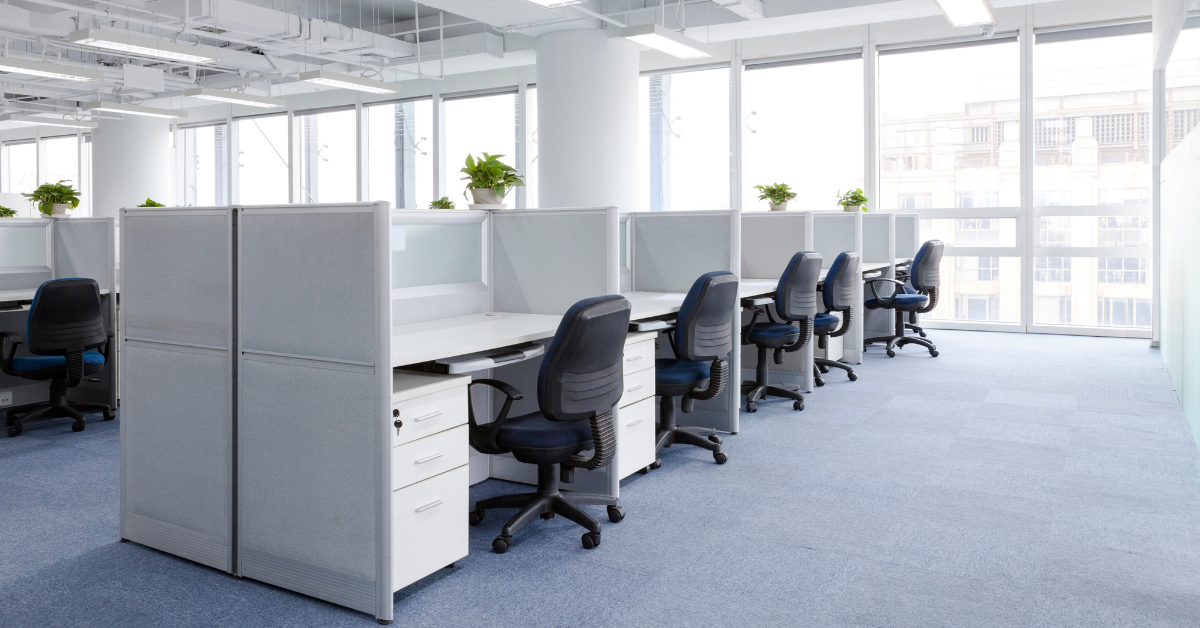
<box><xmin>656</xmin><ymin>358</ymin><xmax>711</xmax><ymax>397</ymax></box>
<box><xmin>865</xmin><ymin>293</ymin><xmax>929</xmax><ymax>311</ymax></box>
<box><xmin>496</xmin><ymin>411</ymin><xmax>594</xmax><ymax>465</ymax></box>
<box><xmin>747</xmin><ymin>322</ymin><xmax>799</xmax><ymax>348</ymax></box>
<box><xmin>813</xmin><ymin>312</ymin><xmax>840</xmax><ymax>334</ymax></box>
<box><xmin>12</xmin><ymin>351</ymin><xmax>105</xmax><ymax>381</ymax></box>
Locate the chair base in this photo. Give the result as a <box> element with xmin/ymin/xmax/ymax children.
<box><xmin>740</xmin><ymin>342</ymin><xmax>804</xmax><ymax>412</ymax></box>
<box><xmin>864</xmin><ymin>310</ymin><xmax>938</xmax><ymax>358</ymax></box>
<box><xmin>5</xmin><ymin>379</ymin><xmax>114</xmax><ymax>437</ymax></box>
<box><xmin>469</xmin><ymin>462</ymin><xmax>622</xmax><ymax>553</ymax></box>
<box><xmin>654</xmin><ymin>395</ymin><xmax>728</xmax><ymax>464</ymax></box>
<box><xmin>812</xmin><ymin>357</ymin><xmax>856</xmax><ymax>387</ymax></box>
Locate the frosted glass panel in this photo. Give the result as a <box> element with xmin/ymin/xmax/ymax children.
<box><xmin>392</xmin><ymin>223</ymin><xmax>482</xmax><ymax>289</ymax></box>
<box><xmin>0</xmin><ymin>226</ymin><xmax>49</xmax><ymax>267</ymax></box>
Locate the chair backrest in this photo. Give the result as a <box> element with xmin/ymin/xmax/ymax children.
<box><xmin>910</xmin><ymin>240</ymin><xmax>944</xmax><ymax>292</ymax></box>
<box><xmin>822</xmin><ymin>251</ymin><xmax>860</xmax><ymax>312</ymax></box>
<box><xmin>775</xmin><ymin>251</ymin><xmax>822</xmax><ymax>322</ymax></box>
<box><xmin>538</xmin><ymin>295</ymin><xmax>632</xmax><ymax>422</ymax></box>
<box><xmin>675</xmin><ymin>271</ymin><xmax>739</xmax><ymax>362</ymax></box>
<box><xmin>26</xmin><ymin>278</ymin><xmax>107</xmax><ymax>356</ymax></box>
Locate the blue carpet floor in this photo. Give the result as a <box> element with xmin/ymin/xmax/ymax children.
<box><xmin>2</xmin><ymin>330</ymin><xmax>1199</xmax><ymax>627</ymax></box>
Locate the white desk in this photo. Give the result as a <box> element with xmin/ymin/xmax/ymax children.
<box><xmin>391</xmin><ymin>312</ymin><xmax>562</xmax><ymax>367</ymax></box>
<box><xmin>0</xmin><ymin>287</ymin><xmax>112</xmax><ymax>303</ymax></box>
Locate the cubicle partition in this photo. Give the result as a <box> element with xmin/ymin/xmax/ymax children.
<box><xmin>811</xmin><ymin>211</ymin><xmax>863</xmax><ymax>363</ymax></box>
<box><xmin>0</xmin><ymin>219</ymin><xmax>53</xmax><ymax>294</ymax></box>
<box><xmin>628</xmin><ymin>210</ymin><xmax>742</xmax><ymax>433</ymax></box>
<box><xmin>861</xmin><ymin>213</ymin><xmax>896</xmax><ymax>341</ymax></box>
<box><xmin>895</xmin><ymin>213</ymin><xmax>920</xmax><ymax>259</ymax></box>
<box><xmin>391</xmin><ymin>210</ymin><xmax>489</xmax><ymax>326</ymax></box>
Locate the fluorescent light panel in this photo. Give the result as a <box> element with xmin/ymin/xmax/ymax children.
<box><xmin>68</xmin><ymin>28</ymin><xmax>222</xmax><ymax>64</ymax></box>
<box><xmin>934</xmin><ymin>0</ymin><xmax>995</xmax><ymax>27</ymax></box>
<box><xmin>621</xmin><ymin>24</ymin><xmax>714</xmax><ymax>60</ymax></box>
<box><xmin>0</xmin><ymin>114</ymin><xmax>97</xmax><ymax>129</ymax></box>
<box><xmin>0</xmin><ymin>56</ymin><xmax>104</xmax><ymax>82</ymax></box>
<box><xmin>523</xmin><ymin>0</ymin><xmax>583</xmax><ymax>7</ymax></box>
<box><xmin>184</xmin><ymin>87</ymin><xmax>285</xmax><ymax>108</ymax></box>
<box><xmin>83</xmin><ymin>101</ymin><xmax>186</xmax><ymax>119</ymax></box>
<box><xmin>298</xmin><ymin>69</ymin><xmax>399</xmax><ymax>94</ymax></box>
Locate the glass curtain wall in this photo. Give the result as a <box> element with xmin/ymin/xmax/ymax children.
<box><xmin>179</xmin><ymin>123</ymin><xmax>229</xmax><ymax>207</ymax></box>
<box><xmin>366</xmin><ymin>98</ymin><xmax>434</xmax><ymax>209</ymax></box>
<box><xmin>296</xmin><ymin>107</ymin><xmax>357</xmax><ymax>204</ymax></box>
<box><xmin>0</xmin><ymin>136</ymin><xmax>90</xmax><ymax>217</ymax></box>
<box><xmin>237</xmin><ymin>114</ymin><xmax>289</xmax><ymax>205</ymax></box>
<box><xmin>2</xmin><ymin>140</ymin><xmax>38</xmax><ymax>213</ymax></box>
<box><xmin>443</xmin><ymin>92</ymin><xmax>518</xmax><ymax>207</ymax></box>
<box><xmin>640</xmin><ymin>67</ymin><xmax>731</xmax><ymax>211</ymax></box>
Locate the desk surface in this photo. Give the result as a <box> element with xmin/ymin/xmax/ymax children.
<box><xmin>0</xmin><ymin>288</ymin><xmax>113</xmax><ymax>303</ymax></box>
<box><xmin>392</xmin><ymin>312</ymin><xmax>562</xmax><ymax>367</ymax></box>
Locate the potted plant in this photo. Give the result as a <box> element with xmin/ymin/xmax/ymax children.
<box><xmin>430</xmin><ymin>196</ymin><xmax>455</xmax><ymax>210</ymax></box>
<box><xmin>23</xmin><ymin>180</ymin><xmax>80</xmax><ymax>218</ymax></box>
<box><xmin>137</xmin><ymin>198</ymin><xmax>166</xmax><ymax>207</ymax></box>
<box><xmin>460</xmin><ymin>152</ymin><xmax>524</xmax><ymax>208</ymax></box>
<box><xmin>754</xmin><ymin>183</ymin><xmax>797</xmax><ymax>212</ymax></box>
<box><xmin>0</xmin><ymin>205</ymin><xmax>15</xmax><ymax>218</ymax></box>
<box><xmin>837</xmin><ymin>188</ymin><xmax>868</xmax><ymax>212</ymax></box>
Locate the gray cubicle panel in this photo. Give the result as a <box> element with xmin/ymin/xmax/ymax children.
<box><xmin>861</xmin><ymin>213</ymin><xmax>897</xmax><ymax>340</ymax></box>
<box><xmin>812</xmin><ymin>211</ymin><xmax>864</xmax><ymax>364</ymax></box>
<box><xmin>236</xmin><ymin>203</ymin><xmax>393</xmax><ymax>620</ymax></box>
<box><xmin>0</xmin><ymin>219</ymin><xmax>52</xmax><ymax>292</ymax></box>
<box><xmin>895</xmin><ymin>213</ymin><xmax>920</xmax><ymax>259</ymax></box>
<box><xmin>391</xmin><ymin>209</ymin><xmax>489</xmax><ymax>326</ymax></box>
<box><xmin>630</xmin><ymin>209</ymin><xmax>742</xmax><ymax>434</ymax></box>
<box><xmin>119</xmin><ymin>208</ymin><xmax>235</xmax><ymax>573</ymax></box>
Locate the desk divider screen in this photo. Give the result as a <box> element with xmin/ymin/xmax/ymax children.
<box><xmin>812</xmin><ymin>211</ymin><xmax>864</xmax><ymax>364</ymax></box>
<box><xmin>861</xmin><ymin>213</ymin><xmax>898</xmax><ymax>340</ymax></box>
<box><xmin>120</xmin><ymin>208</ymin><xmax>235</xmax><ymax>574</ymax></box>
<box><xmin>0</xmin><ymin>220</ymin><xmax>52</xmax><ymax>293</ymax></box>
<box><xmin>236</xmin><ymin>203</ymin><xmax>393</xmax><ymax>619</ymax></box>
<box><xmin>895</xmin><ymin>213</ymin><xmax>920</xmax><ymax>259</ymax></box>
<box><xmin>391</xmin><ymin>210</ymin><xmax>488</xmax><ymax>326</ymax></box>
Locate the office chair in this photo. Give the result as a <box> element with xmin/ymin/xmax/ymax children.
<box><xmin>652</xmin><ymin>271</ymin><xmax>739</xmax><ymax>466</ymax></box>
<box><xmin>813</xmin><ymin>251</ymin><xmax>861</xmax><ymax>387</ymax></box>
<box><xmin>741</xmin><ymin>251</ymin><xmax>822</xmax><ymax>412</ymax></box>
<box><xmin>864</xmin><ymin>240</ymin><xmax>944</xmax><ymax>358</ymax></box>
<box><xmin>467</xmin><ymin>295</ymin><xmax>631</xmax><ymax>554</ymax></box>
<box><xmin>1</xmin><ymin>278</ymin><xmax>115</xmax><ymax>437</ymax></box>
<box><xmin>895</xmin><ymin>262</ymin><xmax>927</xmax><ymax>338</ymax></box>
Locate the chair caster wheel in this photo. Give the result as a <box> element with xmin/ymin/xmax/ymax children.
<box><xmin>638</xmin><ymin>466</ymin><xmax>650</xmax><ymax>474</ymax></box>
<box><xmin>492</xmin><ymin>536</ymin><xmax>511</xmax><ymax>554</ymax></box>
<box><xmin>930</xmin><ymin>350</ymin><xmax>939</xmax><ymax>357</ymax></box>
<box><xmin>582</xmin><ymin>532</ymin><xmax>601</xmax><ymax>549</ymax></box>
<box><xmin>919</xmin><ymin>332</ymin><xmax>927</xmax><ymax>338</ymax></box>
<box><xmin>649</xmin><ymin>458</ymin><xmax>662</xmax><ymax>470</ymax></box>
<box><xmin>103</xmin><ymin>410</ymin><xmax>115</xmax><ymax>421</ymax></box>
<box><xmin>713</xmin><ymin>451</ymin><xmax>728</xmax><ymax>464</ymax></box>
<box><xmin>379</xmin><ymin>619</ymin><xmax>392</xmax><ymax>625</ymax></box>
<box><xmin>793</xmin><ymin>401</ymin><xmax>803</xmax><ymax>411</ymax></box>
<box><xmin>7</xmin><ymin>426</ymin><xmax>21</xmax><ymax>437</ymax></box>
<box><xmin>607</xmin><ymin>505</ymin><xmax>625</xmax><ymax>523</ymax></box>
<box><xmin>815</xmin><ymin>378</ymin><xmax>824</xmax><ymax>387</ymax></box>
<box><xmin>540</xmin><ymin>512</ymin><xmax>556</xmax><ymax>520</ymax></box>
<box><xmin>468</xmin><ymin>509</ymin><xmax>484</xmax><ymax>526</ymax></box>
<box><xmin>745</xmin><ymin>402</ymin><xmax>756</xmax><ymax>413</ymax></box>
<box><xmin>818</xmin><ymin>365</ymin><xmax>829</xmax><ymax>374</ymax></box>
<box><xmin>886</xmin><ymin>350</ymin><xmax>895</xmax><ymax>358</ymax></box>
<box><xmin>708</xmin><ymin>435</ymin><xmax>722</xmax><ymax>445</ymax></box>
<box><xmin>72</xmin><ymin>422</ymin><xmax>85</xmax><ymax>432</ymax></box>
<box><xmin>848</xmin><ymin>373</ymin><xmax>857</xmax><ymax>381</ymax></box>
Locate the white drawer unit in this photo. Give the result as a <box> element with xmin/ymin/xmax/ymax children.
<box><xmin>392</xmin><ymin>424</ymin><xmax>469</xmax><ymax>490</ymax></box>
<box><xmin>618</xmin><ymin>366</ymin><xmax>655</xmax><ymax>409</ymax></box>
<box><xmin>616</xmin><ymin>397</ymin><xmax>656</xmax><ymax>478</ymax></box>
<box><xmin>391</xmin><ymin>372</ymin><xmax>469</xmax><ymax>447</ymax></box>
<box><xmin>391</xmin><ymin>465</ymin><xmax>469</xmax><ymax>592</ymax></box>
<box><xmin>622</xmin><ymin>336</ymin><xmax>656</xmax><ymax>376</ymax></box>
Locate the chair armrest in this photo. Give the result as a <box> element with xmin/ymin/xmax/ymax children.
<box><xmin>0</xmin><ymin>332</ymin><xmax>23</xmax><ymax>377</ymax></box>
<box><xmin>864</xmin><ymin>277</ymin><xmax>907</xmax><ymax>309</ymax></box>
<box><xmin>466</xmin><ymin>379</ymin><xmax>524</xmax><ymax>454</ymax></box>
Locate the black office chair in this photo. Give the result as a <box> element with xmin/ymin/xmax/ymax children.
<box><xmin>1</xmin><ymin>278</ymin><xmax>115</xmax><ymax>437</ymax></box>
<box><xmin>813</xmin><ymin>251</ymin><xmax>860</xmax><ymax>387</ymax></box>
<box><xmin>652</xmin><ymin>271</ymin><xmax>739</xmax><ymax>466</ymax></box>
<box><xmin>741</xmin><ymin>251</ymin><xmax>822</xmax><ymax>412</ymax></box>
<box><xmin>895</xmin><ymin>261</ymin><xmax>927</xmax><ymax>338</ymax></box>
<box><xmin>467</xmin><ymin>295</ymin><xmax>631</xmax><ymax>554</ymax></box>
<box><xmin>864</xmin><ymin>240</ymin><xmax>944</xmax><ymax>358</ymax></box>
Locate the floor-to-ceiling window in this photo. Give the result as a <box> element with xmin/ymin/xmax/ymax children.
<box><xmin>640</xmin><ymin>67</ymin><xmax>731</xmax><ymax>211</ymax></box>
<box><xmin>2</xmin><ymin>140</ymin><xmax>38</xmax><ymax>208</ymax></box>
<box><xmin>295</xmin><ymin>106</ymin><xmax>357</xmax><ymax>204</ymax></box>
<box><xmin>0</xmin><ymin>135</ymin><xmax>91</xmax><ymax>217</ymax></box>
<box><xmin>178</xmin><ymin>122</ymin><xmax>229</xmax><ymax>207</ymax></box>
<box><xmin>443</xmin><ymin>91</ymin><xmax>518</xmax><ymax>206</ymax></box>
<box><xmin>742</xmin><ymin>55</ymin><xmax>864</xmax><ymax>212</ymax></box>
<box><xmin>366</xmin><ymin>98</ymin><xmax>433</xmax><ymax>209</ymax></box>
<box><xmin>1032</xmin><ymin>28</ymin><xmax>1153</xmax><ymax>330</ymax></box>
<box><xmin>880</xmin><ymin>39</ymin><xmax>1023</xmax><ymax>325</ymax></box>
<box><xmin>237</xmin><ymin>114</ymin><xmax>290</xmax><ymax>205</ymax></box>
<box><xmin>1167</xmin><ymin>23</ymin><xmax>1200</xmax><ymax>156</ymax></box>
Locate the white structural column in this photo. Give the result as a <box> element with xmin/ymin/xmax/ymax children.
<box><xmin>536</xmin><ymin>29</ymin><xmax>640</xmax><ymax>210</ymax></box>
<box><xmin>92</xmin><ymin>115</ymin><xmax>173</xmax><ymax>218</ymax></box>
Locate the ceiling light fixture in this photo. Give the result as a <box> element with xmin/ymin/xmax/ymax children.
<box><xmin>184</xmin><ymin>87</ymin><xmax>285</xmax><ymax>108</ymax></box>
<box><xmin>522</xmin><ymin>0</ymin><xmax>583</xmax><ymax>7</ymax></box>
<box><xmin>298</xmin><ymin>69</ymin><xmax>399</xmax><ymax>94</ymax></box>
<box><xmin>933</xmin><ymin>0</ymin><xmax>995</xmax><ymax>27</ymax></box>
<box><xmin>0</xmin><ymin>56</ymin><xmax>104</xmax><ymax>82</ymax></box>
<box><xmin>82</xmin><ymin>101</ymin><xmax>187</xmax><ymax>119</ymax></box>
<box><xmin>621</xmin><ymin>24</ymin><xmax>714</xmax><ymax>60</ymax></box>
<box><xmin>0</xmin><ymin>114</ymin><xmax>97</xmax><ymax>129</ymax></box>
<box><xmin>68</xmin><ymin>28</ymin><xmax>223</xmax><ymax>64</ymax></box>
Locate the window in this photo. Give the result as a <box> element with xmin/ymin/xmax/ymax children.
<box><xmin>296</xmin><ymin>107</ymin><xmax>356</xmax><ymax>204</ymax></box>
<box><xmin>879</xmin><ymin>41</ymin><xmax>1021</xmax><ymax>210</ymax></box>
<box><xmin>920</xmin><ymin>217</ymin><xmax>1015</xmax><ymax>246</ymax></box>
<box><xmin>642</xmin><ymin>68</ymin><xmax>731</xmax><ymax>211</ymax></box>
<box><xmin>742</xmin><ymin>57</ymin><xmax>863</xmax><ymax>211</ymax></box>
<box><xmin>1098</xmin><ymin>257</ymin><xmax>1148</xmax><ymax>283</ymax></box>
<box><xmin>955</xmin><ymin>294</ymin><xmax>1002</xmax><ymax>321</ymax></box>
<box><xmin>954</xmin><ymin>219</ymin><xmax>1000</xmax><ymax>245</ymax></box>
<box><xmin>179</xmin><ymin>123</ymin><xmax>228</xmax><ymax>207</ymax></box>
<box><xmin>1097</xmin><ymin>216</ymin><xmax>1150</xmax><ymax>247</ymax></box>
<box><xmin>524</xmin><ymin>86</ymin><xmax>539</xmax><ymax>209</ymax></box>
<box><xmin>1166</xmin><ymin>25</ymin><xmax>1200</xmax><ymax>155</ymax></box>
<box><xmin>1034</xmin><ymin>257</ymin><xmax>1071</xmax><ymax>282</ymax></box>
<box><xmin>1097</xmin><ymin>297</ymin><xmax>1152</xmax><ymax>328</ymax></box>
<box><xmin>238</xmin><ymin>114</ymin><xmax>289</xmax><ymax>205</ymax></box>
<box><xmin>1039</xmin><ymin>217</ymin><xmax>1071</xmax><ymax>247</ymax></box>
<box><xmin>366</xmin><ymin>99</ymin><xmax>433</xmax><ymax>209</ymax></box>
<box><xmin>79</xmin><ymin>134</ymin><xmax>91</xmax><ymax>217</ymax></box>
<box><xmin>2</xmin><ymin>140</ymin><xmax>37</xmax><ymax>195</ymax></box>
<box><xmin>1035</xmin><ymin>296</ymin><xmax>1072</xmax><ymax>324</ymax></box>
<box><xmin>443</xmin><ymin>92</ymin><xmax>518</xmax><ymax>204</ymax></box>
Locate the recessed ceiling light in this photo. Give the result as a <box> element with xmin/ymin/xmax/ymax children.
<box><xmin>68</xmin><ymin>28</ymin><xmax>223</xmax><ymax>64</ymax></box>
<box><xmin>184</xmin><ymin>87</ymin><xmax>285</xmax><ymax>108</ymax></box>
<box><xmin>0</xmin><ymin>56</ymin><xmax>104</xmax><ymax>82</ymax></box>
<box><xmin>0</xmin><ymin>114</ymin><xmax>97</xmax><ymax>129</ymax></box>
<box><xmin>622</xmin><ymin>24</ymin><xmax>714</xmax><ymax>60</ymax></box>
<box><xmin>82</xmin><ymin>101</ymin><xmax>187</xmax><ymax>119</ymax></box>
<box><xmin>298</xmin><ymin>69</ymin><xmax>399</xmax><ymax>94</ymax></box>
<box><xmin>934</xmin><ymin>0</ymin><xmax>995</xmax><ymax>27</ymax></box>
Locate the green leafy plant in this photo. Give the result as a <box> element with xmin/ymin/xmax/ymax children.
<box><xmin>837</xmin><ymin>188</ymin><xmax>869</xmax><ymax>211</ymax></box>
<box><xmin>460</xmin><ymin>152</ymin><xmax>524</xmax><ymax>200</ymax></box>
<box><xmin>0</xmin><ymin>205</ymin><xmax>15</xmax><ymax>218</ymax></box>
<box><xmin>137</xmin><ymin>198</ymin><xmax>166</xmax><ymax>207</ymax></box>
<box><xmin>22</xmin><ymin>180</ymin><xmax>80</xmax><ymax>216</ymax></box>
<box><xmin>429</xmin><ymin>196</ymin><xmax>456</xmax><ymax>209</ymax></box>
<box><xmin>754</xmin><ymin>183</ymin><xmax>797</xmax><ymax>206</ymax></box>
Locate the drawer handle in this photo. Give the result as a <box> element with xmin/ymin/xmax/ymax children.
<box><xmin>414</xmin><ymin>411</ymin><xmax>442</xmax><ymax>423</ymax></box>
<box><xmin>626</xmin><ymin>385</ymin><xmax>643</xmax><ymax>393</ymax></box>
<box><xmin>415</xmin><ymin>453</ymin><xmax>444</xmax><ymax>465</ymax></box>
<box><xmin>415</xmin><ymin>499</ymin><xmax>443</xmax><ymax>513</ymax></box>
<box><xmin>626</xmin><ymin>418</ymin><xmax>643</xmax><ymax>428</ymax></box>
<box><xmin>625</xmin><ymin>355</ymin><xmax>643</xmax><ymax>362</ymax></box>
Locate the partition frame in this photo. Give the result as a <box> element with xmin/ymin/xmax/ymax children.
<box><xmin>811</xmin><ymin>210</ymin><xmax>864</xmax><ymax>364</ymax></box>
<box><xmin>861</xmin><ymin>211</ymin><xmax>897</xmax><ymax>343</ymax></box>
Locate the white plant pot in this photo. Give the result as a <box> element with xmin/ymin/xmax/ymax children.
<box><xmin>469</xmin><ymin>188</ymin><xmax>506</xmax><ymax>207</ymax></box>
<box><xmin>843</xmin><ymin>205</ymin><xmax>862</xmax><ymax>213</ymax></box>
<box><xmin>40</xmin><ymin>203</ymin><xmax>70</xmax><ymax>218</ymax></box>
<box><xmin>769</xmin><ymin>201</ymin><xmax>789</xmax><ymax>212</ymax></box>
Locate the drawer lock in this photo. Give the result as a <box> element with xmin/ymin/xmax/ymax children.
<box><xmin>393</xmin><ymin>409</ymin><xmax>402</xmax><ymax>435</ymax></box>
